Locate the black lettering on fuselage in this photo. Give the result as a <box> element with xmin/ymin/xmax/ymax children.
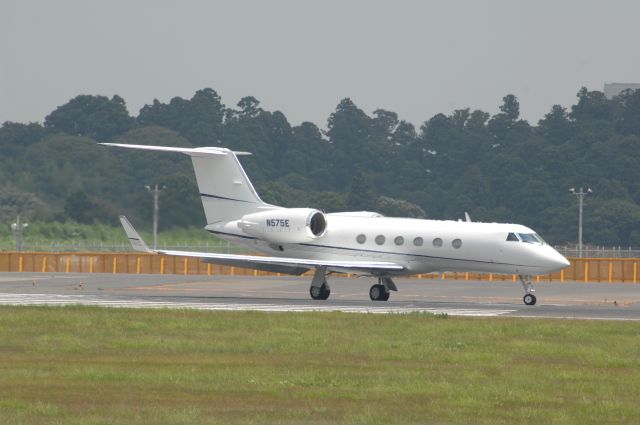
<box><xmin>266</xmin><ymin>219</ymin><xmax>290</xmax><ymax>228</ymax></box>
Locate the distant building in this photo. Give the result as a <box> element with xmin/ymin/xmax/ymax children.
<box><xmin>604</xmin><ymin>83</ymin><xmax>640</xmax><ymax>99</ymax></box>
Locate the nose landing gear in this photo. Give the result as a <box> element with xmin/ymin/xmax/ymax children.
<box><xmin>519</xmin><ymin>275</ymin><xmax>537</xmax><ymax>305</ymax></box>
<box><xmin>523</xmin><ymin>293</ymin><xmax>536</xmax><ymax>306</ymax></box>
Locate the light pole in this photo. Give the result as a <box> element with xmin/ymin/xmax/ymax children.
<box><xmin>569</xmin><ymin>187</ymin><xmax>592</xmax><ymax>258</ymax></box>
<box><xmin>145</xmin><ymin>184</ymin><xmax>166</xmax><ymax>250</ymax></box>
<box><xmin>10</xmin><ymin>215</ymin><xmax>28</xmax><ymax>251</ymax></box>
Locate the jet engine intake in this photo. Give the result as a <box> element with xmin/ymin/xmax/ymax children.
<box><xmin>238</xmin><ymin>208</ymin><xmax>327</xmax><ymax>243</ymax></box>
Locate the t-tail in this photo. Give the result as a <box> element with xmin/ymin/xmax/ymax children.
<box><xmin>100</xmin><ymin>143</ymin><xmax>279</xmax><ymax>224</ymax></box>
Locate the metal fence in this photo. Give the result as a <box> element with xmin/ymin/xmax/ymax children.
<box><xmin>554</xmin><ymin>245</ymin><xmax>640</xmax><ymax>258</ymax></box>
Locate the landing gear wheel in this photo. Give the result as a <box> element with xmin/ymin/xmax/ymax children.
<box><xmin>523</xmin><ymin>293</ymin><xmax>537</xmax><ymax>306</ymax></box>
<box><xmin>310</xmin><ymin>284</ymin><xmax>330</xmax><ymax>300</ymax></box>
<box><xmin>369</xmin><ymin>284</ymin><xmax>389</xmax><ymax>301</ymax></box>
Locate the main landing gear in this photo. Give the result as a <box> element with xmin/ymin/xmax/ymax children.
<box><xmin>308</xmin><ymin>268</ymin><xmax>397</xmax><ymax>302</ymax></box>
<box><xmin>369</xmin><ymin>284</ymin><xmax>389</xmax><ymax>301</ymax></box>
<box><xmin>309</xmin><ymin>267</ymin><xmax>330</xmax><ymax>300</ymax></box>
<box><xmin>369</xmin><ymin>277</ymin><xmax>397</xmax><ymax>302</ymax></box>
<box><xmin>310</xmin><ymin>285</ymin><xmax>330</xmax><ymax>300</ymax></box>
<box><xmin>518</xmin><ymin>275</ymin><xmax>537</xmax><ymax>306</ymax></box>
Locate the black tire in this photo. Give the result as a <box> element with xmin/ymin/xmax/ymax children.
<box><xmin>523</xmin><ymin>293</ymin><xmax>537</xmax><ymax>306</ymax></box>
<box><xmin>369</xmin><ymin>284</ymin><xmax>380</xmax><ymax>301</ymax></box>
<box><xmin>370</xmin><ymin>284</ymin><xmax>389</xmax><ymax>301</ymax></box>
<box><xmin>319</xmin><ymin>287</ymin><xmax>330</xmax><ymax>300</ymax></box>
<box><xmin>310</xmin><ymin>284</ymin><xmax>330</xmax><ymax>300</ymax></box>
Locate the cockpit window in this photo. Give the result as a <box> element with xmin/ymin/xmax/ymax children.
<box><xmin>518</xmin><ymin>233</ymin><xmax>542</xmax><ymax>244</ymax></box>
<box><xmin>506</xmin><ymin>233</ymin><xmax>519</xmax><ymax>242</ymax></box>
<box><xmin>534</xmin><ymin>233</ymin><xmax>546</xmax><ymax>244</ymax></box>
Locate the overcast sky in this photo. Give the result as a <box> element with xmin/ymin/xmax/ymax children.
<box><xmin>2</xmin><ymin>0</ymin><xmax>639</xmax><ymax>129</ymax></box>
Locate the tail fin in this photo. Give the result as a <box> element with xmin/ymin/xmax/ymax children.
<box><xmin>101</xmin><ymin>143</ymin><xmax>276</xmax><ymax>224</ymax></box>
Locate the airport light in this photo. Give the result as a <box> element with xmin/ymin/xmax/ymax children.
<box><xmin>569</xmin><ymin>187</ymin><xmax>592</xmax><ymax>258</ymax></box>
<box><xmin>145</xmin><ymin>184</ymin><xmax>166</xmax><ymax>250</ymax></box>
<box><xmin>10</xmin><ymin>214</ymin><xmax>28</xmax><ymax>252</ymax></box>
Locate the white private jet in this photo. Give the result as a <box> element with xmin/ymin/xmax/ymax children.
<box><xmin>102</xmin><ymin>143</ymin><xmax>570</xmax><ymax>305</ymax></box>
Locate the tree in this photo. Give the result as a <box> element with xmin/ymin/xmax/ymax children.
<box><xmin>586</xmin><ymin>200</ymin><xmax>640</xmax><ymax>246</ymax></box>
<box><xmin>4</xmin><ymin>85</ymin><xmax>640</xmax><ymax>246</ymax></box>
<box><xmin>375</xmin><ymin>196</ymin><xmax>426</xmax><ymax>218</ymax></box>
<box><xmin>465</xmin><ymin>110</ymin><xmax>490</xmax><ymax>131</ymax></box>
<box><xmin>64</xmin><ymin>190</ymin><xmax>96</xmax><ymax>224</ymax></box>
<box><xmin>138</xmin><ymin>88</ymin><xmax>225</xmax><ymax>145</ymax></box>
<box><xmin>346</xmin><ymin>171</ymin><xmax>376</xmax><ymax>211</ymax></box>
<box><xmin>538</xmin><ymin>104</ymin><xmax>572</xmax><ymax>144</ymax></box>
<box><xmin>616</xmin><ymin>89</ymin><xmax>640</xmax><ymax>135</ymax></box>
<box><xmin>236</xmin><ymin>96</ymin><xmax>262</xmax><ymax>119</ymax></box>
<box><xmin>0</xmin><ymin>122</ymin><xmax>45</xmax><ymax>147</ymax></box>
<box><xmin>450</xmin><ymin>108</ymin><xmax>470</xmax><ymax>129</ymax></box>
<box><xmin>0</xmin><ymin>122</ymin><xmax>46</xmax><ymax>159</ymax></box>
<box><xmin>419</xmin><ymin>113</ymin><xmax>453</xmax><ymax>153</ymax></box>
<box><xmin>149</xmin><ymin>173</ymin><xmax>204</xmax><ymax>229</ymax></box>
<box><xmin>326</xmin><ymin>98</ymin><xmax>375</xmax><ymax>185</ymax></box>
<box><xmin>570</xmin><ymin>87</ymin><xmax>614</xmax><ymax>122</ymax></box>
<box><xmin>45</xmin><ymin>95</ymin><xmax>134</xmax><ymax>141</ymax></box>
<box><xmin>500</xmin><ymin>94</ymin><xmax>520</xmax><ymax>121</ymax></box>
<box><xmin>392</xmin><ymin>121</ymin><xmax>417</xmax><ymax>147</ymax></box>
<box><xmin>372</xmin><ymin>109</ymin><xmax>399</xmax><ymax>135</ymax></box>
<box><xmin>326</xmin><ymin>98</ymin><xmax>372</xmax><ymax>154</ymax></box>
<box><xmin>488</xmin><ymin>94</ymin><xmax>522</xmax><ymax>141</ymax></box>
<box><xmin>0</xmin><ymin>185</ymin><xmax>50</xmax><ymax>222</ymax></box>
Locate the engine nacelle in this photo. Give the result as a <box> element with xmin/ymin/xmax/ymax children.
<box><xmin>237</xmin><ymin>208</ymin><xmax>327</xmax><ymax>243</ymax></box>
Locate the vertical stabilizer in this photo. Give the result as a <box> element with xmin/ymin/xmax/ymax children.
<box><xmin>100</xmin><ymin>143</ymin><xmax>277</xmax><ymax>224</ymax></box>
<box><xmin>189</xmin><ymin>150</ymin><xmax>272</xmax><ymax>223</ymax></box>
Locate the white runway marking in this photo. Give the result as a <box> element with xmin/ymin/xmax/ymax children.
<box><xmin>0</xmin><ymin>293</ymin><xmax>515</xmax><ymax>317</ymax></box>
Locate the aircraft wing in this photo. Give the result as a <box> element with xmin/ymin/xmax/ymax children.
<box><xmin>157</xmin><ymin>249</ymin><xmax>405</xmax><ymax>275</ymax></box>
<box><xmin>119</xmin><ymin>216</ymin><xmax>405</xmax><ymax>276</ymax></box>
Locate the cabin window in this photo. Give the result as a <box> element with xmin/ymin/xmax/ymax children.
<box><xmin>413</xmin><ymin>237</ymin><xmax>423</xmax><ymax>246</ymax></box>
<box><xmin>394</xmin><ymin>236</ymin><xmax>404</xmax><ymax>246</ymax></box>
<box><xmin>432</xmin><ymin>237</ymin><xmax>443</xmax><ymax>247</ymax></box>
<box><xmin>375</xmin><ymin>235</ymin><xmax>386</xmax><ymax>245</ymax></box>
<box><xmin>506</xmin><ymin>233</ymin><xmax>519</xmax><ymax>242</ymax></box>
<box><xmin>356</xmin><ymin>234</ymin><xmax>366</xmax><ymax>244</ymax></box>
<box><xmin>452</xmin><ymin>239</ymin><xmax>462</xmax><ymax>249</ymax></box>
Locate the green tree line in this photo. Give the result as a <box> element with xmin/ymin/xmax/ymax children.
<box><xmin>1</xmin><ymin>87</ymin><xmax>639</xmax><ymax>246</ymax></box>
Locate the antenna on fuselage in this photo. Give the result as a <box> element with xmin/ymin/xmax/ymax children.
<box><xmin>464</xmin><ymin>212</ymin><xmax>471</xmax><ymax>223</ymax></box>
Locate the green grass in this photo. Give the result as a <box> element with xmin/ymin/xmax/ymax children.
<box><xmin>0</xmin><ymin>307</ymin><xmax>638</xmax><ymax>424</ymax></box>
<box><xmin>0</xmin><ymin>222</ymin><xmax>230</xmax><ymax>252</ymax></box>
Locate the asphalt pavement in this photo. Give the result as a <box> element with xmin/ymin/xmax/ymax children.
<box><xmin>0</xmin><ymin>273</ymin><xmax>638</xmax><ymax>320</ymax></box>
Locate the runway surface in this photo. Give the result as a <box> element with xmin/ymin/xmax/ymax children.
<box><xmin>0</xmin><ymin>273</ymin><xmax>639</xmax><ymax>320</ymax></box>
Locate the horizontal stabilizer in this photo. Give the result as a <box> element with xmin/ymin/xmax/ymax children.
<box><xmin>100</xmin><ymin>143</ymin><xmax>251</xmax><ymax>156</ymax></box>
<box><xmin>119</xmin><ymin>216</ymin><xmax>151</xmax><ymax>253</ymax></box>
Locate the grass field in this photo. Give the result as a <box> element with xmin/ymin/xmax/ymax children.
<box><xmin>0</xmin><ymin>306</ymin><xmax>638</xmax><ymax>424</ymax></box>
<box><xmin>0</xmin><ymin>222</ymin><xmax>228</xmax><ymax>252</ymax></box>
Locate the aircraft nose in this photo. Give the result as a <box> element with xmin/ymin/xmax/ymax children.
<box><xmin>545</xmin><ymin>249</ymin><xmax>571</xmax><ymax>271</ymax></box>
<box><xmin>555</xmin><ymin>254</ymin><xmax>571</xmax><ymax>269</ymax></box>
